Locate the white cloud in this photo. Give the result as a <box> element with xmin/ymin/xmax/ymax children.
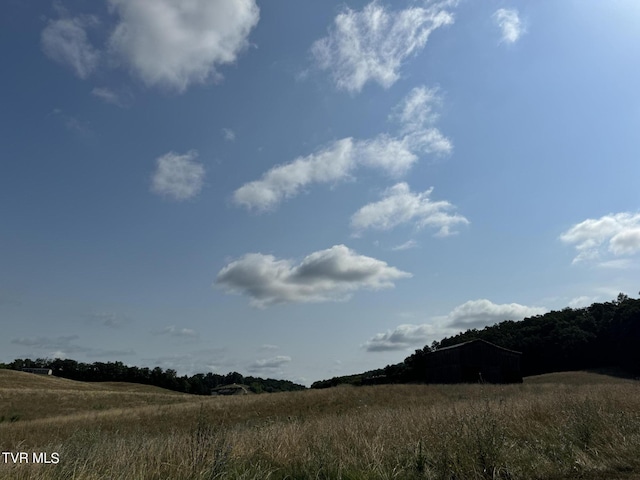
<box><xmin>560</xmin><ymin>212</ymin><xmax>640</xmax><ymax>263</ymax></box>
<box><xmin>233</xmin><ymin>86</ymin><xmax>452</xmax><ymax>212</ymax></box>
<box><xmin>232</xmin><ymin>138</ymin><xmax>356</xmax><ymax>212</ymax></box>
<box><xmin>568</xmin><ymin>296</ymin><xmax>597</xmax><ymax>309</ymax></box>
<box><xmin>311</xmin><ymin>1</ymin><xmax>455</xmax><ymax>93</ymax></box>
<box><xmin>108</xmin><ymin>0</ymin><xmax>259</xmax><ymax>92</ymax></box>
<box><xmin>91</xmin><ymin>87</ymin><xmax>128</xmax><ymax>107</ymax></box>
<box><xmin>597</xmin><ymin>259</ymin><xmax>634</xmax><ymax>270</ymax></box>
<box><xmin>391</xmin><ymin>240</ymin><xmax>418</xmax><ymax>251</ymax></box>
<box><xmin>392</xmin><ymin>86</ymin><xmax>440</xmax><ymax>133</ymax></box>
<box><xmin>364</xmin><ymin>323</ymin><xmax>434</xmax><ymax>352</ymax></box>
<box><xmin>50</xmin><ymin>109</ymin><xmax>92</xmax><ymax>136</ymax></box>
<box><xmin>351</xmin><ymin>183</ymin><xmax>469</xmax><ymax>236</ymax></box>
<box><xmin>155</xmin><ymin>325</ymin><xmax>198</xmax><ymax>338</ymax></box>
<box><xmin>222</xmin><ymin>128</ymin><xmax>236</xmax><ymax>142</ymax></box>
<box><xmin>391</xmin><ymin>86</ymin><xmax>453</xmax><ymax>156</ymax></box>
<box><xmin>493</xmin><ymin>8</ymin><xmax>524</xmax><ymax>44</ymax></box>
<box><xmin>248</xmin><ymin>355</ymin><xmax>291</xmax><ymax>373</ymax></box>
<box><xmin>442</xmin><ymin>299</ymin><xmax>546</xmax><ymax>329</ymax></box>
<box><xmin>364</xmin><ymin>299</ymin><xmax>546</xmax><ymax>352</ymax></box>
<box><xmin>150</xmin><ymin>151</ymin><xmax>205</xmax><ymax>201</ymax></box>
<box><xmin>41</xmin><ymin>15</ymin><xmax>100</xmax><ymax>79</ymax></box>
<box><xmin>610</xmin><ymin>228</ymin><xmax>640</xmax><ymax>256</ymax></box>
<box><xmin>215</xmin><ymin>244</ymin><xmax>411</xmax><ymax>307</ymax></box>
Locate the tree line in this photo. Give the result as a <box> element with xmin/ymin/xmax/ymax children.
<box><xmin>312</xmin><ymin>293</ymin><xmax>640</xmax><ymax>388</ymax></box>
<box><xmin>1</xmin><ymin>358</ymin><xmax>306</xmax><ymax>395</ymax></box>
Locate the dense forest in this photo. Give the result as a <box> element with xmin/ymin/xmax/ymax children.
<box><xmin>312</xmin><ymin>294</ymin><xmax>640</xmax><ymax>388</ymax></box>
<box><xmin>1</xmin><ymin>358</ymin><xmax>306</xmax><ymax>395</ymax></box>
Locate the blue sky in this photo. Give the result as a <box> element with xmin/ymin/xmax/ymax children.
<box><xmin>1</xmin><ymin>0</ymin><xmax>639</xmax><ymax>385</ymax></box>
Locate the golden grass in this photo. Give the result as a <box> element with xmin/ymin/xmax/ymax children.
<box><xmin>1</xmin><ymin>372</ymin><xmax>640</xmax><ymax>479</ymax></box>
<box><xmin>0</xmin><ymin>370</ymin><xmax>191</xmax><ymax>423</ymax></box>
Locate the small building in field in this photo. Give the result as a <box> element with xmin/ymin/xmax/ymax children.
<box><xmin>210</xmin><ymin>383</ymin><xmax>252</xmax><ymax>396</ymax></box>
<box><xmin>425</xmin><ymin>339</ymin><xmax>522</xmax><ymax>384</ymax></box>
<box><xmin>21</xmin><ymin>368</ymin><xmax>53</xmax><ymax>376</ymax></box>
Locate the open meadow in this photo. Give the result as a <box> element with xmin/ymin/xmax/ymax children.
<box><xmin>1</xmin><ymin>369</ymin><xmax>640</xmax><ymax>479</ymax></box>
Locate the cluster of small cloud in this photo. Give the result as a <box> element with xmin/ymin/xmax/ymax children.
<box><xmin>560</xmin><ymin>212</ymin><xmax>640</xmax><ymax>265</ymax></box>
<box><xmin>351</xmin><ymin>183</ymin><xmax>469</xmax><ymax>237</ymax></box>
<box><xmin>493</xmin><ymin>8</ymin><xmax>524</xmax><ymax>44</ymax></box>
<box><xmin>41</xmin><ymin>0</ymin><xmax>260</xmax><ymax>93</ymax></box>
<box><xmin>311</xmin><ymin>1</ymin><xmax>455</xmax><ymax>93</ymax></box>
<box><xmin>233</xmin><ymin>86</ymin><xmax>452</xmax><ymax>212</ymax></box>
<box><xmin>215</xmin><ymin>244</ymin><xmax>411</xmax><ymax>308</ymax></box>
<box><xmin>364</xmin><ymin>299</ymin><xmax>547</xmax><ymax>352</ymax></box>
<box><xmin>150</xmin><ymin>151</ymin><xmax>205</xmax><ymax>201</ymax></box>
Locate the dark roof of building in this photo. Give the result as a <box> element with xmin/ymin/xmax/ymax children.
<box><xmin>434</xmin><ymin>338</ymin><xmax>521</xmax><ymax>355</ymax></box>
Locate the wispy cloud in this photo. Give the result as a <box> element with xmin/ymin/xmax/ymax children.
<box><xmin>351</xmin><ymin>183</ymin><xmax>469</xmax><ymax>237</ymax></box>
<box><xmin>150</xmin><ymin>150</ymin><xmax>205</xmax><ymax>201</ymax></box>
<box><xmin>91</xmin><ymin>87</ymin><xmax>130</xmax><ymax>107</ymax></box>
<box><xmin>493</xmin><ymin>8</ymin><xmax>524</xmax><ymax>44</ymax></box>
<box><xmin>311</xmin><ymin>1</ymin><xmax>455</xmax><ymax>93</ymax></box>
<box><xmin>41</xmin><ymin>14</ymin><xmax>100</xmax><ymax>78</ymax></box>
<box><xmin>233</xmin><ymin>86</ymin><xmax>452</xmax><ymax>212</ymax></box>
<box><xmin>222</xmin><ymin>128</ymin><xmax>236</xmax><ymax>142</ymax></box>
<box><xmin>108</xmin><ymin>0</ymin><xmax>260</xmax><ymax>92</ymax></box>
<box><xmin>391</xmin><ymin>240</ymin><xmax>418</xmax><ymax>251</ymax></box>
<box><xmin>50</xmin><ymin>108</ymin><xmax>93</xmax><ymax>136</ymax></box>
<box><xmin>216</xmin><ymin>244</ymin><xmax>411</xmax><ymax>307</ymax></box>
<box><xmin>11</xmin><ymin>335</ymin><xmax>135</xmax><ymax>359</ymax></box>
<box><xmin>87</xmin><ymin>311</ymin><xmax>132</xmax><ymax>329</ymax></box>
<box><xmin>154</xmin><ymin>325</ymin><xmax>198</xmax><ymax>338</ymax></box>
<box><xmin>560</xmin><ymin>212</ymin><xmax>640</xmax><ymax>264</ymax></box>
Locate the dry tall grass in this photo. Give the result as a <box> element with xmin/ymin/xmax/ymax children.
<box><xmin>2</xmin><ymin>371</ymin><xmax>640</xmax><ymax>479</ymax></box>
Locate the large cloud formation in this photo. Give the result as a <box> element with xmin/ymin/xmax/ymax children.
<box><xmin>560</xmin><ymin>212</ymin><xmax>640</xmax><ymax>264</ymax></box>
<box><xmin>442</xmin><ymin>299</ymin><xmax>547</xmax><ymax>329</ymax></box>
<box><xmin>216</xmin><ymin>245</ymin><xmax>411</xmax><ymax>307</ymax></box>
<box><xmin>233</xmin><ymin>86</ymin><xmax>451</xmax><ymax>212</ymax></box>
<box><xmin>311</xmin><ymin>1</ymin><xmax>455</xmax><ymax>93</ymax></box>
<box><xmin>364</xmin><ymin>299</ymin><xmax>546</xmax><ymax>352</ymax></box>
<box><xmin>108</xmin><ymin>0</ymin><xmax>259</xmax><ymax>91</ymax></box>
<box><xmin>364</xmin><ymin>324</ymin><xmax>434</xmax><ymax>352</ymax></box>
<box><xmin>351</xmin><ymin>182</ymin><xmax>469</xmax><ymax>236</ymax></box>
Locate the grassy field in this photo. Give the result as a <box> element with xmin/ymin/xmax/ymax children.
<box><xmin>1</xmin><ymin>370</ymin><xmax>640</xmax><ymax>479</ymax></box>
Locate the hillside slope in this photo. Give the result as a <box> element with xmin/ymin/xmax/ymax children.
<box><xmin>0</xmin><ymin>369</ymin><xmax>192</xmax><ymax>422</ymax></box>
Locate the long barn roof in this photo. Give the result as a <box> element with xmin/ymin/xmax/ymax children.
<box><xmin>434</xmin><ymin>338</ymin><xmax>522</xmax><ymax>355</ymax></box>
